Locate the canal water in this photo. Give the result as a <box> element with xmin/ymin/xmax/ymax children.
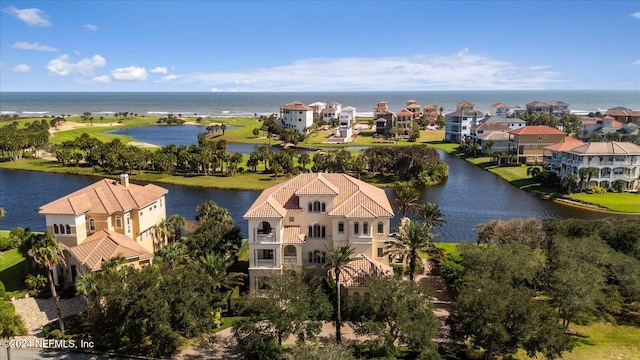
<box><xmin>1</xmin><ymin>150</ymin><xmax>631</xmax><ymax>243</ymax></box>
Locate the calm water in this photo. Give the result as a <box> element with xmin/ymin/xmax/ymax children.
<box><xmin>105</xmin><ymin>125</ymin><xmax>239</xmax><ymax>147</ymax></box>
<box><xmin>1</xmin><ymin>90</ymin><xmax>638</xmax><ymax>118</ymax></box>
<box><xmin>1</xmin><ymin>151</ymin><xmax>632</xmax><ymax>242</ymax></box>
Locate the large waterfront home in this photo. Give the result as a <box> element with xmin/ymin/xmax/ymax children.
<box><xmin>555</xmin><ymin>142</ymin><xmax>640</xmax><ymax>191</ymax></box>
<box><xmin>243</xmin><ymin>173</ymin><xmax>395</xmax><ymax>294</ymax></box>
<box><xmin>335</xmin><ymin>106</ymin><xmax>356</xmax><ymax>141</ymax></box>
<box><xmin>526</xmin><ymin>100</ymin><xmax>570</xmax><ymax>119</ymax></box>
<box><xmin>470</xmin><ymin>123</ymin><xmax>512</xmax><ymax>154</ymax></box>
<box><xmin>605</xmin><ymin>106</ymin><xmax>640</xmax><ymax>125</ymax></box>
<box><xmin>405</xmin><ymin>99</ymin><xmax>421</xmax><ymax>119</ymax></box>
<box><xmin>395</xmin><ymin>109</ymin><xmax>414</xmax><ymax>140</ymax></box>
<box><xmin>280</xmin><ymin>101</ymin><xmax>314</xmax><ymax>135</ymax></box>
<box><xmin>322</xmin><ymin>102</ymin><xmax>342</xmax><ymax>122</ymax></box>
<box><xmin>444</xmin><ymin>107</ymin><xmax>484</xmax><ymax>143</ymax></box>
<box><xmin>490</xmin><ymin>103</ymin><xmax>511</xmax><ymax>118</ymax></box>
<box><xmin>38</xmin><ymin>174</ymin><xmax>168</xmax><ymax>284</ymax></box>
<box><xmin>543</xmin><ymin>137</ymin><xmax>586</xmax><ymax>172</ymax></box>
<box><xmin>508</xmin><ymin>126</ymin><xmax>567</xmax><ymax>164</ymax></box>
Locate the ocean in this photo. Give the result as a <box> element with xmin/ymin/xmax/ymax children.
<box><xmin>0</xmin><ymin>90</ymin><xmax>638</xmax><ymax>118</ymax></box>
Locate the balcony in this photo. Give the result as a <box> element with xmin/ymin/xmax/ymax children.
<box><xmin>253</xmin><ymin>259</ymin><xmax>278</xmax><ymax>268</ymax></box>
<box><xmin>283</xmin><ymin>256</ymin><xmax>299</xmax><ymax>266</ymax></box>
<box><xmin>255</xmin><ymin>233</ymin><xmax>276</xmax><ymax>242</ymax></box>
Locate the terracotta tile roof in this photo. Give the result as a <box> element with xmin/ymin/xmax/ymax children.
<box><xmin>446</xmin><ymin>110</ymin><xmax>484</xmax><ymax>118</ymax></box>
<box><xmin>456</xmin><ymin>101</ymin><xmax>475</xmax><ymax>107</ymax></box>
<box><xmin>509</xmin><ymin>126</ymin><xmax>566</xmax><ymax>136</ymax></box>
<box><xmin>282</xmin><ymin>226</ymin><xmax>305</xmax><ymax>244</ymax></box>
<box><xmin>527</xmin><ymin>101</ymin><xmax>550</xmax><ymax>107</ymax></box>
<box><xmin>335</xmin><ymin>254</ymin><xmax>393</xmax><ymax>287</ymax></box>
<box><xmin>423</xmin><ymin>104</ymin><xmax>438</xmax><ymax>110</ymax></box>
<box><xmin>396</xmin><ymin>109</ymin><xmax>413</xmax><ymax>116</ymax></box>
<box><xmin>39</xmin><ymin>178</ymin><xmax>167</xmax><ymax>216</ymax></box>
<box><xmin>605</xmin><ymin>107</ymin><xmax>633</xmax><ymax>116</ymax></box>
<box><xmin>244</xmin><ymin>173</ymin><xmax>394</xmax><ymax>220</ymax></box>
<box><xmin>282</xmin><ymin>101</ymin><xmax>312</xmax><ymax>111</ymax></box>
<box><xmin>610</xmin><ymin>120</ymin><xmax>624</xmax><ymax>129</ymax></box>
<box><xmin>567</xmin><ymin>141</ymin><xmax>640</xmax><ymax>155</ymax></box>
<box><xmin>547</xmin><ymin>100</ymin><xmax>569</xmax><ymax>106</ymax></box>
<box><xmin>478</xmin><ymin>132</ymin><xmax>510</xmax><ymax>141</ymax></box>
<box><xmin>491</xmin><ymin>102</ymin><xmax>510</xmax><ymax>108</ymax></box>
<box><xmin>603</xmin><ymin>115</ymin><xmax>616</xmax><ymax>120</ymax></box>
<box><xmin>544</xmin><ymin>137</ymin><xmax>585</xmax><ymax>152</ymax></box>
<box><xmin>68</xmin><ymin>229</ymin><xmax>153</xmax><ymax>271</ymax></box>
<box><xmin>581</xmin><ymin>118</ymin><xmax>601</xmax><ymax>125</ymax></box>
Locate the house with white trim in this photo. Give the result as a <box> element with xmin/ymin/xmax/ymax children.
<box><xmin>38</xmin><ymin>174</ymin><xmax>168</xmax><ymax>285</ymax></box>
<box><xmin>243</xmin><ymin>173</ymin><xmax>395</xmax><ymax>294</ymax></box>
<box><xmin>280</xmin><ymin>101</ymin><xmax>314</xmax><ymax>134</ymax></box>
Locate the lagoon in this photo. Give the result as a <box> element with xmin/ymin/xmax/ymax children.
<box><xmin>105</xmin><ymin>124</ymin><xmax>239</xmax><ymax>147</ymax></box>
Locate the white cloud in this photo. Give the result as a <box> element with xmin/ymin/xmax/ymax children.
<box><xmin>155</xmin><ymin>50</ymin><xmax>564</xmax><ymax>91</ymax></box>
<box><xmin>210</xmin><ymin>88</ymin><xmax>220</xmax><ymax>92</ymax></box>
<box><xmin>13</xmin><ymin>64</ymin><xmax>31</xmax><ymax>72</ymax></box>
<box><xmin>150</xmin><ymin>67</ymin><xmax>168</xmax><ymax>74</ymax></box>
<box><xmin>12</xmin><ymin>41</ymin><xmax>57</xmax><ymax>52</ymax></box>
<box><xmin>75</xmin><ymin>75</ymin><xmax>111</xmax><ymax>85</ymax></box>
<box><xmin>111</xmin><ymin>66</ymin><xmax>147</xmax><ymax>81</ymax></box>
<box><xmin>83</xmin><ymin>23</ymin><xmax>98</xmax><ymax>31</ymax></box>
<box><xmin>633</xmin><ymin>60</ymin><xmax>640</xmax><ymax>66</ymax></box>
<box><xmin>3</xmin><ymin>6</ymin><xmax>51</xmax><ymax>26</ymax></box>
<box><xmin>631</xmin><ymin>12</ymin><xmax>640</xmax><ymax>19</ymax></box>
<box><xmin>47</xmin><ymin>54</ymin><xmax>106</xmax><ymax>76</ymax></box>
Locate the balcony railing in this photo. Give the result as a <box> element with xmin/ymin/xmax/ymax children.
<box><xmin>253</xmin><ymin>259</ymin><xmax>277</xmax><ymax>268</ymax></box>
<box><xmin>283</xmin><ymin>256</ymin><xmax>298</xmax><ymax>265</ymax></box>
<box><xmin>255</xmin><ymin>233</ymin><xmax>276</xmax><ymax>242</ymax></box>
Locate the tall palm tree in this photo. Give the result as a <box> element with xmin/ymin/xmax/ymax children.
<box><xmin>324</xmin><ymin>243</ymin><xmax>356</xmax><ymax>344</ymax></box>
<box><xmin>415</xmin><ymin>202</ymin><xmax>447</xmax><ymax>229</ymax></box>
<box><xmin>28</xmin><ymin>234</ymin><xmax>66</xmax><ymax>334</ymax></box>
<box><xmin>200</xmin><ymin>252</ymin><xmax>246</xmax><ymax>292</ymax></box>
<box><xmin>385</xmin><ymin>220</ymin><xmax>433</xmax><ymax>281</ymax></box>
<box><xmin>394</xmin><ymin>185</ymin><xmax>421</xmax><ymax>218</ymax></box>
<box><xmin>167</xmin><ymin>214</ymin><xmax>186</xmax><ymax>242</ymax></box>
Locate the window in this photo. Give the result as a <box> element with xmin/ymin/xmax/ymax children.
<box><xmin>310</xmin><ymin>201</ymin><xmax>326</xmax><ymax>213</ymax></box>
<box><xmin>262</xmin><ymin>249</ymin><xmax>274</xmax><ymax>259</ymax></box>
<box><xmin>289</xmin><ymin>217</ymin><xmax>294</xmax><ymax>222</ymax></box>
<box><xmin>538</xmin><ymin>136</ymin><xmax>543</xmax><ymax>141</ymax></box>
<box><xmin>377</xmin><ymin>222</ymin><xmax>384</xmax><ymax>234</ymax></box>
<box><xmin>66</xmin><ymin>225</ymin><xmax>71</xmax><ymax>234</ymax></box>
<box><xmin>308</xmin><ymin>202</ymin><xmax>313</xmax><ymax>212</ymax></box>
<box><xmin>338</xmin><ymin>221</ymin><xmax>344</xmax><ymax>233</ymax></box>
<box><xmin>363</xmin><ymin>222</ymin><xmax>369</xmax><ymax>235</ymax></box>
<box><xmin>354</xmin><ymin>222</ymin><xmax>360</xmax><ymax>235</ymax></box>
<box><xmin>284</xmin><ymin>245</ymin><xmax>296</xmax><ymax>257</ymax></box>
<box><xmin>377</xmin><ymin>247</ymin><xmax>384</xmax><ymax>257</ymax></box>
<box><xmin>308</xmin><ymin>224</ymin><xmax>326</xmax><ymax>238</ymax></box>
<box><xmin>116</xmin><ymin>217</ymin><xmax>122</xmax><ymax>228</ymax></box>
<box><xmin>59</xmin><ymin>224</ymin><xmax>65</xmax><ymax>234</ymax></box>
<box><xmin>159</xmin><ymin>198</ymin><xmax>162</xmax><ymax>207</ymax></box>
<box><xmin>310</xmin><ymin>250</ymin><xmax>326</xmax><ymax>264</ymax></box>
<box><xmin>53</xmin><ymin>224</ymin><xmax>59</xmax><ymax>234</ymax></box>
<box><xmin>89</xmin><ymin>219</ymin><xmax>95</xmax><ymax>231</ymax></box>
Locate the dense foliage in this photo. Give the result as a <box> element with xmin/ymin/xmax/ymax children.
<box><xmin>363</xmin><ymin>145</ymin><xmax>448</xmax><ymax>185</ymax></box>
<box><xmin>443</xmin><ymin>217</ymin><xmax>640</xmax><ymax>359</ymax></box>
<box><xmin>0</xmin><ymin>120</ymin><xmax>50</xmax><ymax>161</ymax></box>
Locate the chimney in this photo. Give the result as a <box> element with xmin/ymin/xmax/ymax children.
<box><xmin>120</xmin><ymin>174</ymin><xmax>129</xmax><ymax>188</ymax></box>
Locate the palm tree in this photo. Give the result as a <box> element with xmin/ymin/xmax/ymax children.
<box><xmin>153</xmin><ymin>220</ymin><xmax>172</xmax><ymax>251</ymax></box>
<box><xmin>167</xmin><ymin>214</ymin><xmax>186</xmax><ymax>243</ymax></box>
<box><xmin>200</xmin><ymin>252</ymin><xmax>245</xmax><ymax>291</ymax></box>
<box><xmin>324</xmin><ymin>243</ymin><xmax>356</xmax><ymax>344</ymax></box>
<box><xmin>28</xmin><ymin>234</ymin><xmax>66</xmax><ymax>334</ymax></box>
<box><xmin>385</xmin><ymin>220</ymin><xmax>433</xmax><ymax>281</ymax></box>
<box><xmin>414</xmin><ymin>202</ymin><xmax>446</xmax><ymax>229</ymax></box>
<box><xmin>75</xmin><ymin>272</ymin><xmax>98</xmax><ymax>305</ymax></box>
<box><xmin>220</xmin><ymin>123</ymin><xmax>227</xmax><ymax>135</ymax></box>
<box><xmin>0</xmin><ymin>311</ymin><xmax>26</xmax><ymax>360</ymax></box>
<box><xmin>394</xmin><ymin>185</ymin><xmax>421</xmax><ymax>218</ymax></box>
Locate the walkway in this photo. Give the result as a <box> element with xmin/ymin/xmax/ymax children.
<box><xmin>11</xmin><ymin>295</ymin><xmax>87</xmax><ymax>339</ymax></box>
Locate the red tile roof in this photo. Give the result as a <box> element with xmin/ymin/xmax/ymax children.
<box><xmin>334</xmin><ymin>254</ymin><xmax>393</xmax><ymax>287</ymax></box>
<box><xmin>544</xmin><ymin>137</ymin><xmax>585</xmax><ymax>152</ymax></box>
<box><xmin>68</xmin><ymin>229</ymin><xmax>153</xmax><ymax>271</ymax></box>
<box><xmin>282</xmin><ymin>101</ymin><xmax>312</xmax><ymax>111</ymax></box>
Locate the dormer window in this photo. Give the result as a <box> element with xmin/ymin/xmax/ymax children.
<box><xmin>89</xmin><ymin>219</ymin><xmax>95</xmax><ymax>231</ymax></box>
<box><xmin>116</xmin><ymin>216</ymin><xmax>122</xmax><ymax>228</ymax></box>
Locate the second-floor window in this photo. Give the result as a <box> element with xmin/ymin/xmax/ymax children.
<box><xmin>308</xmin><ymin>224</ymin><xmax>326</xmax><ymax>238</ymax></box>
<box><xmin>65</xmin><ymin>225</ymin><xmax>71</xmax><ymax>234</ymax></box>
<box><xmin>89</xmin><ymin>219</ymin><xmax>95</xmax><ymax>231</ymax></box>
<box><xmin>338</xmin><ymin>221</ymin><xmax>344</xmax><ymax>233</ymax></box>
<box><xmin>115</xmin><ymin>217</ymin><xmax>122</xmax><ymax>228</ymax></box>
<box><xmin>377</xmin><ymin>222</ymin><xmax>384</xmax><ymax>234</ymax></box>
<box><xmin>308</xmin><ymin>201</ymin><xmax>326</xmax><ymax>212</ymax></box>
<box><xmin>354</xmin><ymin>222</ymin><xmax>360</xmax><ymax>235</ymax></box>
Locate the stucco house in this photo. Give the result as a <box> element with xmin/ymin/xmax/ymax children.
<box><xmin>481</xmin><ymin>115</ymin><xmax>526</xmax><ymax>130</ymax></box>
<box><xmin>543</xmin><ymin>137</ymin><xmax>586</xmax><ymax>172</ymax></box>
<box><xmin>335</xmin><ymin>106</ymin><xmax>356</xmax><ymax>141</ymax></box>
<box><xmin>38</xmin><ymin>174</ymin><xmax>168</xmax><ymax>285</ymax></box>
<box><xmin>243</xmin><ymin>173</ymin><xmax>395</xmax><ymax>294</ymax></box>
<box><xmin>508</xmin><ymin>126</ymin><xmax>567</xmax><ymax>164</ymax></box>
<box><xmin>280</xmin><ymin>101</ymin><xmax>314</xmax><ymax>135</ymax></box>
<box><xmin>322</xmin><ymin>102</ymin><xmax>342</xmax><ymax>122</ymax></box>
<box><xmin>526</xmin><ymin>100</ymin><xmax>570</xmax><ymax>119</ymax></box>
<box><xmin>490</xmin><ymin>103</ymin><xmax>511</xmax><ymax>118</ymax></box>
<box><xmin>395</xmin><ymin>109</ymin><xmax>414</xmax><ymax>140</ymax></box>
<box><xmin>556</xmin><ymin>142</ymin><xmax>640</xmax><ymax>191</ymax></box>
<box><xmin>605</xmin><ymin>106</ymin><xmax>640</xmax><ymax>125</ymax></box>
<box><xmin>405</xmin><ymin>99</ymin><xmax>421</xmax><ymax>119</ymax></box>
<box><xmin>470</xmin><ymin>123</ymin><xmax>512</xmax><ymax>153</ymax></box>
<box><xmin>444</xmin><ymin>108</ymin><xmax>484</xmax><ymax>142</ymax></box>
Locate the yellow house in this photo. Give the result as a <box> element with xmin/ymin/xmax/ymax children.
<box><xmin>508</xmin><ymin>126</ymin><xmax>567</xmax><ymax>164</ymax></box>
<box><xmin>243</xmin><ymin>173</ymin><xmax>395</xmax><ymax>294</ymax></box>
<box><xmin>39</xmin><ymin>174</ymin><xmax>168</xmax><ymax>284</ymax></box>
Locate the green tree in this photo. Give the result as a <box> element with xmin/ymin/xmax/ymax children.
<box><xmin>298</xmin><ymin>152</ymin><xmax>310</xmax><ymax>172</ymax></box>
<box><xmin>394</xmin><ymin>184</ymin><xmax>421</xmax><ymax>218</ymax></box>
<box><xmin>0</xmin><ymin>208</ymin><xmax>5</xmax><ymax>219</ymax></box>
<box><xmin>0</xmin><ymin>311</ymin><xmax>27</xmax><ymax>360</ymax></box>
<box><xmin>414</xmin><ymin>202</ymin><xmax>446</xmax><ymax>229</ymax></box>
<box><xmin>27</xmin><ymin>234</ymin><xmax>66</xmax><ymax>334</ymax></box>
<box><xmin>385</xmin><ymin>220</ymin><xmax>433</xmax><ymax>281</ymax></box>
<box><xmin>324</xmin><ymin>244</ymin><xmax>357</xmax><ymax>344</ymax></box>
<box><xmin>351</xmin><ymin>277</ymin><xmax>438</xmax><ymax>358</ymax></box>
<box><xmin>578</xmin><ymin>167</ymin><xmax>599</xmax><ymax>190</ymax></box>
<box><xmin>252</xmin><ymin>128</ymin><xmax>260</xmax><ymax>138</ymax></box>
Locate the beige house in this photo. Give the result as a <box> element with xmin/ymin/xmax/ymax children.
<box><xmin>508</xmin><ymin>126</ymin><xmax>567</xmax><ymax>164</ymax></box>
<box><xmin>39</xmin><ymin>174</ymin><xmax>168</xmax><ymax>284</ymax></box>
<box><xmin>395</xmin><ymin>109</ymin><xmax>414</xmax><ymax>140</ymax></box>
<box><xmin>243</xmin><ymin>173</ymin><xmax>395</xmax><ymax>294</ymax></box>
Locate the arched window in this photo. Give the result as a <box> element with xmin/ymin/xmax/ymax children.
<box><xmin>377</xmin><ymin>222</ymin><xmax>384</xmax><ymax>234</ymax></box>
<box><xmin>284</xmin><ymin>245</ymin><xmax>296</xmax><ymax>257</ymax></box>
<box><xmin>338</xmin><ymin>221</ymin><xmax>344</xmax><ymax>233</ymax></box>
<box><xmin>321</xmin><ymin>202</ymin><xmax>326</xmax><ymax>212</ymax></box>
<box><xmin>65</xmin><ymin>225</ymin><xmax>71</xmax><ymax>234</ymax></box>
<box><xmin>363</xmin><ymin>222</ymin><xmax>369</xmax><ymax>235</ymax></box>
<box><xmin>354</xmin><ymin>222</ymin><xmax>359</xmax><ymax>235</ymax></box>
<box><xmin>89</xmin><ymin>219</ymin><xmax>95</xmax><ymax>231</ymax></box>
<box><xmin>308</xmin><ymin>202</ymin><xmax>313</xmax><ymax>212</ymax></box>
<box><xmin>53</xmin><ymin>224</ymin><xmax>59</xmax><ymax>234</ymax></box>
<box><xmin>313</xmin><ymin>201</ymin><xmax>320</xmax><ymax>212</ymax></box>
<box><xmin>59</xmin><ymin>224</ymin><xmax>65</xmax><ymax>234</ymax></box>
<box><xmin>258</xmin><ymin>221</ymin><xmax>272</xmax><ymax>234</ymax></box>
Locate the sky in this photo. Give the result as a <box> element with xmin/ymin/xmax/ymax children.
<box><xmin>0</xmin><ymin>1</ymin><xmax>639</xmax><ymax>92</ymax></box>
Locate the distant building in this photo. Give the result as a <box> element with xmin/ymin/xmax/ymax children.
<box><xmin>444</xmin><ymin>108</ymin><xmax>484</xmax><ymax>142</ymax></box>
<box><xmin>482</xmin><ymin>115</ymin><xmax>526</xmax><ymax>130</ymax></box>
<box><xmin>280</xmin><ymin>101</ymin><xmax>314</xmax><ymax>135</ymax></box>
<box><xmin>605</xmin><ymin>106</ymin><xmax>640</xmax><ymax>125</ymax></box>
<box><xmin>39</xmin><ymin>174</ymin><xmax>168</xmax><ymax>285</ymax></box>
<box><xmin>423</xmin><ymin>104</ymin><xmax>439</xmax><ymax>125</ymax></box>
<box><xmin>374</xmin><ymin>101</ymin><xmax>395</xmax><ymax>136</ymax></box>
<box><xmin>526</xmin><ymin>101</ymin><xmax>570</xmax><ymax>119</ymax></box>
<box><xmin>395</xmin><ymin>109</ymin><xmax>414</xmax><ymax>140</ymax></box>
<box><xmin>470</xmin><ymin>123</ymin><xmax>512</xmax><ymax>154</ymax></box>
<box><xmin>578</xmin><ymin>116</ymin><xmax>623</xmax><ymax>140</ymax></box>
<box><xmin>322</xmin><ymin>102</ymin><xmax>342</xmax><ymax>122</ymax></box>
<box><xmin>490</xmin><ymin>103</ymin><xmax>511</xmax><ymax>118</ymax></box>
<box><xmin>405</xmin><ymin>99</ymin><xmax>421</xmax><ymax>119</ymax></box>
<box><xmin>456</xmin><ymin>101</ymin><xmax>475</xmax><ymax>111</ymax></box>
<box><xmin>308</xmin><ymin>102</ymin><xmax>327</xmax><ymax>121</ymax></box>
<box><xmin>508</xmin><ymin>126</ymin><xmax>567</xmax><ymax>164</ymax></box>
<box><xmin>335</xmin><ymin>106</ymin><xmax>356</xmax><ymax>141</ymax></box>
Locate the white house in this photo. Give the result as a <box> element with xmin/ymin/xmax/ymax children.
<box><xmin>280</xmin><ymin>101</ymin><xmax>314</xmax><ymax>134</ymax></box>
<box><xmin>490</xmin><ymin>103</ymin><xmax>511</xmax><ymax>118</ymax></box>
<box><xmin>335</xmin><ymin>106</ymin><xmax>356</xmax><ymax>141</ymax></box>
<box><xmin>322</xmin><ymin>102</ymin><xmax>342</xmax><ymax>122</ymax></box>
<box><xmin>482</xmin><ymin>115</ymin><xmax>526</xmax><ymax>130</ymax></box>
<box><xmin>444</xmin><ymin>109</ymin><xmax>484</xmax><ymax>142</ymax></box>
<box><xmin>243</xmin><ymin>173</ymin><xmax>395</xmax><ymax>293</ymax></box>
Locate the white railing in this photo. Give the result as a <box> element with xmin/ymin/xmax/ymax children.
<box><xmin>254</xmin><ymin>259</ymin><xmax>276</xmax><ymax>268</ymax></box>
<box><xmin>283</xmin><ymin>256</ymin><xmax>298</xmax><ymax>265</ymax></box>
<box><xmin>255</xmin><ymin>233</ymin><xmax>276</xmax><ymax>242</ymax></box>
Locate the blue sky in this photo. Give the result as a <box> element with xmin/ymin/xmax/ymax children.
<box><xmin>1</xmin><ymin>1</ymin><xmax>639</xmax><ymax>92</ymax></box>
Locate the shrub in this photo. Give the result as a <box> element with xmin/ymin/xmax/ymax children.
<box><xmin>0</xmin><ymin>237</ymin><xmax>11</xmax><ymax>251</ymax></box>
<box><xmin>0</xmin><ymin>281</ymin><xmax>5</xmax><ymax>299</ymax></box>
<box><xmin>589</xmin><ymin>186</ymin><xmax>607</xmax><ymax>194</ymax></box>
<box><xmin>534</xmin><ymin>171</ymin><xmax>561</xmax><ymax>186</ymax></box>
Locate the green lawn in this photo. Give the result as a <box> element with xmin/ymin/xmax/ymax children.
<box><xmin>0</xmin><ymin>249</ymin><xmax>27</xmax><ymax>291</ymax></box>
<box><xmin>567</xmin><ymin>192</ymin><xmax>640</xmax><ymax>213</ymax></box>
<box><xmin>515</xmin><ymin>322</ymin><xmax>640</xmax><ymax>360</ymax></box>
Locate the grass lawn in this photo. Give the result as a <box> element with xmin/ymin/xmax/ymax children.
<box><xmin>515</xmin><ymin>322</ymin><xmax>640</xmax><ymax>360</ymax></box>
<box><xmin>433</xmin><ymin>242</ymin><xmax>461</xmax><ymax>258</ymax></box>
<box><xmin>0</xmin><ymin>249</ymin><xmax>27</xmax><ymax>291</ymax></box>
<box><xmin>567</xmin><ymin>192</ymin><xmax>640</xmax><ymax>213</ymax></box>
